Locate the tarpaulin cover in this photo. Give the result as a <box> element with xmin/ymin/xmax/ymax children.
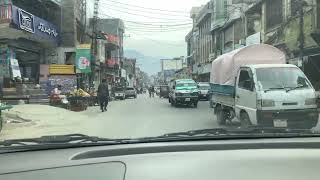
<box><xmin>210</xmin><ymin>44</ymin><xmax>286</xmax><ymax>86</ymax></box>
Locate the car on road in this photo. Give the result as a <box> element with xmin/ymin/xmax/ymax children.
<box><xmin>169</xmin><ymin>79</ymin><xmax>199</xmax><ymax>107</ymax></box>
<box><xmin>113</xmin><ymin>87</ymin><xmax>126</xmax><ymax>100</ymax></box>
<box><xmin>125</xmin><ymin>87</ymin><xmax>137</xmax><ymax>99</ymax></box>
<box><xmin>198</xmin><ymin>82</ymin><xmax>211</xmax><ymax>101</ymax></box>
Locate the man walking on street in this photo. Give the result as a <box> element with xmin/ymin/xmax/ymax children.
<box><xmin>97</xmin><ymin>78</ymin><xmax>109</xmax><ymax>112</ymax></box>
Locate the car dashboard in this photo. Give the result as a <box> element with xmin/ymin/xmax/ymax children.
<box><xmin>1</xmin><ymin>137</ymin><xmax>320</xmax><ymax>180</ymax></box>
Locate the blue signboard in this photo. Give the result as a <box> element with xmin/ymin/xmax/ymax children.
<box><xmin>11</xmin><ymin>5</ymin><xmax>60</xmax><ymax>44</ymax></box>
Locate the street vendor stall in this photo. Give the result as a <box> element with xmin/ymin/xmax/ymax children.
<box><xmin>68</xmin><ymin>89</ymin><xmax>90</xmax><ymax>111</ymax></box>
<box><xmin>0</xmin><ymin>103</ymin><xmax>13</xmax><ymax>132</ymax></box>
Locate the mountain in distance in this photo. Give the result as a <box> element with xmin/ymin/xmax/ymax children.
<box><xmin>124</xmin><ymin>49</ymin><xmax>167</xmax><ymax>75</ymax></box>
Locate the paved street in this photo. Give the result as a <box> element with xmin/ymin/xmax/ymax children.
<box><xmin>84</xmin><ymin>94</ymin><xmax>217</xmax><ymax>139</ymax></box>
<box><xmin>2</xmin><ymin>93</ymin><xmax>320</xmax><ymax>140</ymax></box>
<box><xmin>0</xmin><ymin>94</ymin><xmax>218</xmax><ymax>140</ymax></box>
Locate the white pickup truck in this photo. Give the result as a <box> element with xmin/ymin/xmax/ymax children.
<box><xmin>210</xmin><ymin>44</ymin><xmax>318</xmax><ymax>129</ymax></box>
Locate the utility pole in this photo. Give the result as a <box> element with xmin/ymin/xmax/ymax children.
<box><xmin>298</xmin><ymin>0</ymin><xmax>305</xmax><ymax>71</ymax></box>
<box><xmin>90</xmin><ymin>0</ymin><xmax>99</xmax><ymax>86</ymax></box>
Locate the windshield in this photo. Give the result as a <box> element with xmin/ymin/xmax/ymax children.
<box><xmin>256</xmin><ymin>67</ymin><xmax>311</xmax><ymax>90</ymax></box>
<box><xmin>176</xmin><ymin>83</ymin><xmax>197</xmax><ymax>88</ymax></box>
<box><xmin>199</xmin><ymin>85</ymin><xmax>210</xmax><ymax>90</ymax></box>
<box><xmin>0</xmin><ymin>0</ymin><xmax>320</xmax><ymax>149</ymax></box>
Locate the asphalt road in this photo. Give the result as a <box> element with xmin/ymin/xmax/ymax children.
<box><xmin>84</xmin><ymin>94</ymin><xmax>218</xmax><ymax>139</ymax></box>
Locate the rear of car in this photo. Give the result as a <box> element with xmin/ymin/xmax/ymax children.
<box><xmin>198</xmin><ymin>83</ymin><xmax>210</xmax><ymax>100</ymax></box>
<box><xmin>114</xmin><ymin>87</ymin><xmax>126</xmax><ymax>100</ymax></box>
<box><xmin>125</xmin><ymin>87</ymin><xmax>137</xmax><ymax>98</ymax></box>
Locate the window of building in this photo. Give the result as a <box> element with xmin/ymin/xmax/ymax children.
<box><xmin>266</xmin><ymin>0</ymin><xmax>283</xmax><ymax>29</ymax></box>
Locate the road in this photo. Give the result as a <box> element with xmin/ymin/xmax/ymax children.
<box><xmin>84</xmin><ymin>94</ymin><xmax>218</xmax><ymax>138</ymax></box>
<box><xmin>0</xmin><ymin>94</ymin><xmax>218</xmax><ymax>140</ymax></box>
<box><xmin>2</xmin><ymin>94</ymin><xmax>319</xmax><ymax>140</ymax></box>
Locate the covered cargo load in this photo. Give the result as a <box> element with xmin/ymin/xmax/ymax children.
<box><xmin>210</xmin><ymin>44</ymin><xmax>286</xmax><ymax>95</ymax></box>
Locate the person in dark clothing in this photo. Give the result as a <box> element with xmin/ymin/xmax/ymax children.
<box><xmin>97</xmin><ymin>79</ymin><xmax>109</xmax><ymax>112</ymax></box>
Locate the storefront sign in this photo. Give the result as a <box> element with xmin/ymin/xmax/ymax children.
<box><xmin>10</xmin><ymin>58</ymin><xmax>21</xmax><ymax>77</ymax></box>
<box><xmin>76</xmin><ymin>44</ymin><xmax>91</xmax><ymax>74</ymax></box>
<box><xmin>103</xmin><ymin>34</ymin><xmax>119</xmax><ymax>44</ymax></box>
<box><xmin>18</xmin><ymin>8</ymin><xmax>34</xmax><ymax>33</ymax></box>
<box><xmin>11</xmin><ymin>5</ymin><xmax>60</xmax><ymax>44</ymax></box>
<box><xmin>49</xmin><ymin>64</ymin><xmax>75</xmax><ymax>75</ymax></box>
<box><xmin>107</xmin><ymin>58</ymin><xmax>116</xmax><ymax>67</ymax></box>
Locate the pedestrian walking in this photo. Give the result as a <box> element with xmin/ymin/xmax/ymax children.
<box><xmin>97</xmin><ymin>79</ymin><xmax>109</xmax><ymax>112</ymax></box>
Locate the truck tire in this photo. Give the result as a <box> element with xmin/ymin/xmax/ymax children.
<box><xmin>240</xmin><ymin>112</ymin><xmax>251</xmax><ymax>128</ymax></box>
<box><xmin>216</xmin><ymin>107</ymin><xmax>226</xmax><ymax>125</ymax></box>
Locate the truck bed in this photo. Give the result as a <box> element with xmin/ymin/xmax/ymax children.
<box><xmin>212</xmin><ymin>92</ymin><xmax>235</xmax><ymax>107</ymax></box>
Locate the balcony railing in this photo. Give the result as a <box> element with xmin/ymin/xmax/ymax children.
<box><xmin>0</xmin><ymin>4</ymin><xmax>12</xmax><ymax>24</ymax></box>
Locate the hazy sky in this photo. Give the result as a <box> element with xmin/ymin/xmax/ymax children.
<box><xmin>96</xmin><ymin>0</ymin><xmax>209</xmax><ymax>57</ymax></box>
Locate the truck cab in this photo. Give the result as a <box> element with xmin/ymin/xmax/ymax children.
<box><xmin>234</xmin><ymin>64</ymin><xmax>318</xmax><ymax>128</ymax></box>
<box><xmin>169</xmin><ymin>79</ymin><xmax>199</xmax><ymax>108</ymax></box>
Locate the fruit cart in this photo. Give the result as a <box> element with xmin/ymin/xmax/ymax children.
<box><xmin>67</xmin><ymin>96</ymin><xmax>89</xmax><ymax>112</ymax></box>
<box><xmin>0</xmin><ymin>103</ymin><xmax>13</xmax><ymax>132</ymax></box>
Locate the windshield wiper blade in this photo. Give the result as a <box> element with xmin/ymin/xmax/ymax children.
<box><xmin>285</xmin><ymin>85</ymin><xmax>306</xmax><ymax>92</ymax></box>
<box><xmin>0</xmin><ymin>134</ymin><xmax>130</xmax><ymax>147</ymax></box>
<box><xmin>157</xmin><ymin>127</ymin><xmax>318</xmax><ymax>139</ymax></box>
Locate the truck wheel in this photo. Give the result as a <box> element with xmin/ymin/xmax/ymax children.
<box><xmin>240</xmin><ymin>112</ymin><xmax>251</xmax><ymax>128</ymax></box>
<box><xmin>216</xmin><ymin>107</ymin><xmax>226</xmax><ymax>125</ymax></box>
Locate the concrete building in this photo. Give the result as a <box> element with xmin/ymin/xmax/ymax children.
<box><xmin>194</xmin><ymin>1</ymin><xmax>214</xmax><ymax>82</ymax></box>
<box><xmin>185</xmin><ymin>6</ymin><xmax>201</xmax><ymax>79</ymax></box>
<box><xmin>95</xmin><ymin>18</ymin><xmax>125</xmax><ymax>85</ymax></box>
<box><xmin>244</xmin><ymin>0</ymin><xmax>320</xmax><ymax>89</ymax></box>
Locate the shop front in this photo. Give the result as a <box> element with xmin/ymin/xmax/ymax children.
<box><xmin>0</xmin><ymin>4</ymin><xmax>60</xmax><ymax>100</ymax></box>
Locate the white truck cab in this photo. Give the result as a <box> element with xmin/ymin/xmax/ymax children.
<box><xmin>234</xmin><ymin>64</ymin><xmax>318</xmax><ymax>128</ymax></box>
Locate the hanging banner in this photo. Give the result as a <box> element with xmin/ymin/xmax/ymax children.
<box><xmin>76</xmin><ymin>44</ymin><xmax>91</xmax><ymax>74</ymax></box>
<box><xmin>10</xmin><ymin>58</ymin><xmax>21</xmax><ymax>78</ymax></box>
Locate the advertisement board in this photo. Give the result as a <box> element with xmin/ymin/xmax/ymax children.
<box><xmin>162</xmin><ymin>59</ymin><xmax>183</xmax><ymax>71</ymax></box>
<box><xmin>49</xmin><ymin>64</ymin><xmax>75</xmax><ymax>75</ymax></box>
<box><xmin>10</xmin><ymin>59</ymin><xmax>21</xmax><ymax>77</ymax></box>
<box><xmin>76</xmin><ymin>44</ymin><xmax>91</xmax><ymax>74</ymax></box>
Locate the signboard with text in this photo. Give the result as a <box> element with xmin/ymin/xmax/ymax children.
<box><xmin>76</xmin><ymin>44</ymin><xmax>91</xmax><ymax>74</ymax></box>
<box><xmin>11</xmin><ymin>5</ymin><xmax>60</xmax><ymax>44</ymax></box>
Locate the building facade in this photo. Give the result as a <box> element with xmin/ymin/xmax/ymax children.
<box><xmin>95</xmin><ymin>18</ymin><xmax>125</xmax><ymax>86</ymax></box>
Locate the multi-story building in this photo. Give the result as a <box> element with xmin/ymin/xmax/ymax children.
<box><xmin>185</xmin><ymin>6</ymin><xmax>201</xmax><ymax>79</ymax></box>
<box><xmin>194</xmin><ymin>1</ymin><xmax>214</xmax><ymax>82</ymax></box>
<box><xmin>95</xmin><ymin>18</ymin><xmax>125</xmax><ymax>86</ymax></box>
<box><xmin>244</xmin><ymin>0</ymin><xmax>320</xmax><ymax>90</ymax></box>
